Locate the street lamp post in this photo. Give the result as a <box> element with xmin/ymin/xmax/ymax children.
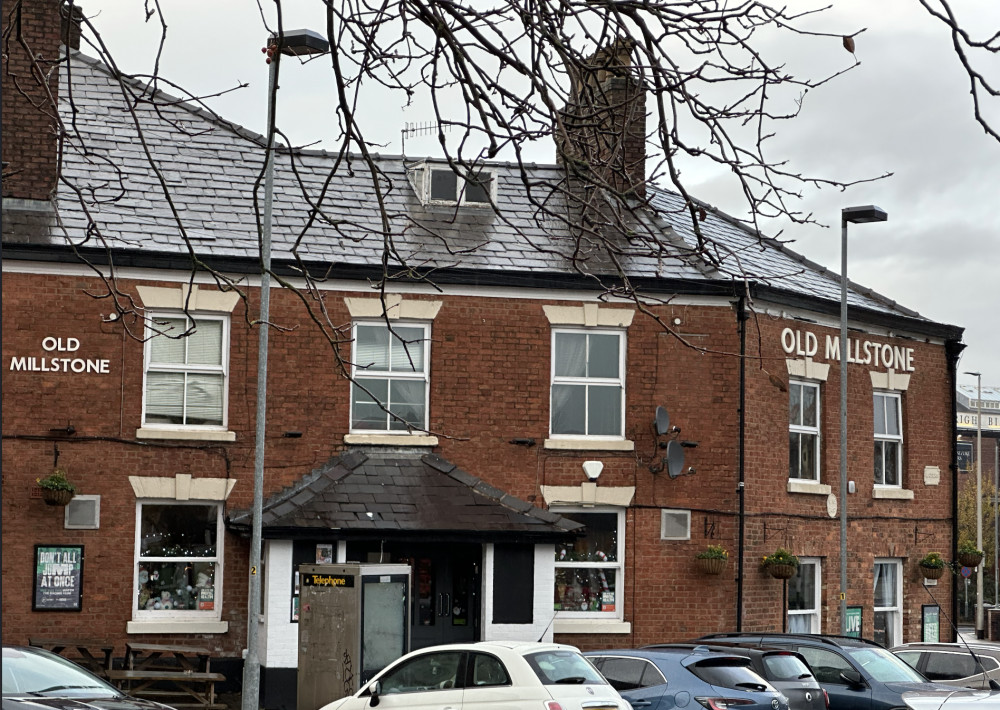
<box><xmin>965</xmin><ymin>371</ymin><xmax>983</xmax><ymax>638</ymax></box>
<box><xmin>839</xmin><ymin>205</ymin><xmax>888</xmax><ymax>635</ymax></box>
<box><xmin>243</xmin><ymin>29</ymin><xmax>329</xmax><ymax>710</ymax></box>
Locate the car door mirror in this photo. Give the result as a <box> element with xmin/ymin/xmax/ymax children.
<box><xmin>369</xmin><ymin>681</ymin><xmax>381</xmax><ymax>707</ymax></box>
<box><xmin>839</xmin><ymin>669</ymin><xmax>865</xmax><ymax>688</ymax></box>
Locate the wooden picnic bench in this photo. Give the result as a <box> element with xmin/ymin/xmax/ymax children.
<box><xmin>106</xmin><ymin>669</ymin><xmax>226</xmax><ymax>710</ymax></box>
<box><xmin>28</xmin><ymin>637</ymin><xmax>114</xmax><ymax>677</ymax></box>
<box><xmin>126</xmin><ymin>642</ymin><xmax>213</xmax><ymax>673</ymax></box>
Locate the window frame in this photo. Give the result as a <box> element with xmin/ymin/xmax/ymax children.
<box><xmin>424</xmin><ymin>166</ymin><xmax>496</xmax><ymax>206</ymax></box>
<box><xmin>789</xmin><ymin>380</ymin><xmax>821</xmax><ymax>482</ymax></box>
<box><xmin>552</xmin><ymin>507</ymin><xmax>625</xmax><ymax>621</ymax></box>
<box><xmin>141</xmin><ymin>311</ymin><xmax>230</xmax><ymax>431</ymax></box>
<box><xmin>787</xmin><ymin>558</ymin><xmax>821</xmax><ymax>633</ymax></box>
<box><xmin>349</xmin><ymin>320</ymin><xmax>431</xmax><ymax>433</ymax></box>
<box><xmin>132</xmin><ymin>500</ymin><xmax>224</xmax><ymax>621</ymax></box>
<box><xmin>873</xmin><ymin>391</ymin><xmax>904</xmax><ymax>487</ymax></box>
<box><xmin>549</xmin><ymin>328</ymin><xmax>626</xmax><ymax>440</ymax></box>
<box><xmin>873</xmin><ymin>558</ymin><xmax>903</xmax><ymax>648</ymax></box>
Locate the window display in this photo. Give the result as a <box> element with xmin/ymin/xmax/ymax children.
<box><xmin>553</xmin><ymin>510</ymin><xmax>621</xmax><ymax>616</ymax></box>
<box><xmin>135</xmin><ymin>502</ymin><xmax>220</xmax><ymax>615</ymax></box>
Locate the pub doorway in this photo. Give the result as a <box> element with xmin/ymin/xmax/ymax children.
<box><xmin>347</xmin><ymin>541</ymin><xmax>481</xmax><ymax>650</ymax></box>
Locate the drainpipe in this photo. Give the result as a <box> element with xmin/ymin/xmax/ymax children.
<box><xmin>736</xmin><ymin>297</ymin><xmax>748</xmax><ymax>631</ymax></box>
<box><xmin>946</xmin><ymin>338</ymin><xmax>966</xmax><ymax>642</ymax></box>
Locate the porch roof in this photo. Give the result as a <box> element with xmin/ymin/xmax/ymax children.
<box><xmin>226</xmin><ymin>451</ymin><xmax>583</xmax><ymax>543</ymax></box>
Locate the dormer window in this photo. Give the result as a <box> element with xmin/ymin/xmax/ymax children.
<box><xmin>409</xmin><ymin>162</ymin><xmax>495</xmax><ymax>206</ymax></box>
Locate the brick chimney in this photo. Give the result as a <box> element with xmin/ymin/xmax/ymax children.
<box><xmin>1</xmin><ymin>0</ymin><xmax>78</xmax><ymax>201</ymax></box>
<box><xmin>555</xmin><ymin>38</ymin><xmax>647</xmax><ymax>201</ymax></box>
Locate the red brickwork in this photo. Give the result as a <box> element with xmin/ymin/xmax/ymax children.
<box><xmin>1</xmin><ymin>272</ymin><xmax>956</xmax><ymax>654</ymax></box>
<box><xmin>1</xmin><ymin>0</ymin><xmax>63</xmax><ymax>200</ymax></box>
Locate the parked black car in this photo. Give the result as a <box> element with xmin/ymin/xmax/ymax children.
<box><xmin>648</xmin><ymin>643</ymin><xmax>827</xmax><ymax>709</ymax></box>
<box><xmin>2</xmin><ymin>646</ymin><xmax>174</xmax><ymax>710</ymax></box>
<box><xmin>697</xmin><ymin>632</ymin><xmax>955</xmax><ymax>710</ymax></box>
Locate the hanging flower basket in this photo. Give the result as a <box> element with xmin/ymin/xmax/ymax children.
<box><xmin>958</xmin><ymin>552</ymin><xmax>983</xmax><ymax>568</ymax></box>
<box><xmin>766</xmin><ymin>563</ymin><xmax>797</xmax><ymax>580</ymax></box>
<box><xmin>697</xmin><ymin>556</ymin><xmax>728</xmax><ymax>575</ymax></box>
<box><xmin>41</xmin><ymin>488</ymin><xmax>75</xmax><ymax>506</ymax></box>
<box><xmin>957</xmin><ymin>541</ymin><xmax>984</xmax><ymax>568</ymax></box>
<box><xmin>761</xmin><ymin>547</ymin><xmax>799</xmax><ymax>580</ymax></box>
<box><xmin>37</xmin><ymin>467</ymin><xmax>76</xmax><ymax>506</ymax></box>
<box><xmin>919</xmin><ymin>564</ymin><xmax>945</xmax><ymax>580</ymax></box>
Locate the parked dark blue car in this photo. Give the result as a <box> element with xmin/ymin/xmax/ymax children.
<box><xmin>585</xmin><ymin>646</ymin><xmax>789</xmax><ymax>710</ymax></box>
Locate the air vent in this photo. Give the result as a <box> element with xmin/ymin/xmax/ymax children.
<box><xmin>64</xmin><ymin>495</ymin><xmax>100</xmax><ymax>529</ymax></box>
<box><xmin>660</xmin><ymin>509</ymin><xmax>691</xmax><ymax>540</ymax></box>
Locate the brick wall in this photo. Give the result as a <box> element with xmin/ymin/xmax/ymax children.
<box><xmin>1</xmin><ymin>271</ymin><xmax>956</xmax><ymax>654</ymax></box>
<box><xmin>1</xmin><ymin>0</ymin><xmax>62</xmax><ymax>200</ymax></box>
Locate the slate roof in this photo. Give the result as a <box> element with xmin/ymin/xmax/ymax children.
<box><xmin>227</xmin><ymin>451</ymin><xmax>583</xmax><ymax>542</ymax></box>
<box><xmin>0</xmin><ymin>48</ymin><xmax>963</xmax><ymax>340</ymax></box>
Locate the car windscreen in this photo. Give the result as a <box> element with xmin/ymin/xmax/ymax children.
<box><xmin>687</xmin><ymin>657</ymin><xmax>769</xmax><ymax>692</ymax></box>
<box><xmin>763</xmin><ymin>653</ymin><xmax>814</xmax><ymax>681</ymax></box>
<box><xmin>2</xmin><ymin>647</ymin><xmax>119</xmax><ymax>697</ymax></box>
<box><xmin>846</xmin><ymin>647</ymin><xmax>927</xmax><ymax>683</ymax></box>
<box><xmin>525</xmin><ymin>650</ymin><xmax>607</xmax><ymax>686</ymax></box>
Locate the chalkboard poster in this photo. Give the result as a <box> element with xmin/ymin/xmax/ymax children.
<box><xmin>33</xmin><ymin>544</ymin><xmax>84</xmax><ymax>611</ymax></box>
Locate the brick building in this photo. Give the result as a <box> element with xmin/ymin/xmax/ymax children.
<box><xmin>2</xmin><ymin>2</ymin><xmax>967</xmax><ymax>708</ymax></box>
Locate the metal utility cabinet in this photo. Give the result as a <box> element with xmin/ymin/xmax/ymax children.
<box><xmin>296</xmin><ymin>563</ymin><xmax>411</xmax><ymax>710</ymax></box>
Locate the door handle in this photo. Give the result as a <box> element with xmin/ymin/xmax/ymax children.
<box><xmin>443</xmin><ymin>593</ymin><xmax>451</xmax><ymax>617</ymax></box>
<box><xmin>630</xmin><ymin>702</ymin><xmax>652</xmax><ymax>708</ymax></box>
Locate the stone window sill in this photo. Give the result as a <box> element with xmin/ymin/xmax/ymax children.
<box><xmin>543</xmin><ymin>439</ymin><xmax>635</xmax><ymax>452</ymax></box>
<box><xmin>873</xmin><ymin>487</ymin><xmax>914</xmax><ymax>500</ymax></box>
<box><xmin>344</xmin><ymin>434</ymin><xmax>439</xmax><ymax>446</ymax></box>
<box><xmin>136</xmin><ymin>427</ymin><xmax>236</xmax><ymax>442</ymax></box>
<box><xmin>127</xmin><ymin>620</ymin><xmax>228</xmax><ymax>634</ymax></box>
<box><xmin>787</xmin><ymin>480</ymin><xmax>831</xmax><ymax>496</ymax></box>
<box><xmin>553</xmin><ymin>619</ymin><xmax>632</xmax><ymax>635</ymax></box>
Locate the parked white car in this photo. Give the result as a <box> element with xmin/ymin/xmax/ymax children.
<box><xmin>317</xmin><ymin>640</ymin><xmax>627</xmax><ymax>710</ymax></box>
<box><xmin>903</xmin><ymin>688</ymin><xmax>1000</xmax><ymax>708</ymax></box>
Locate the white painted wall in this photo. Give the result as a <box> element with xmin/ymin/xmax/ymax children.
<box><xmin>481</xmin><ymin>543</ymin><xmax>556</xmax><ymax>643</ymax></box>
<box><xmin>262</xmin><ymin>540</ymin><xmax>299</xmax><ymax>668</ymax></box>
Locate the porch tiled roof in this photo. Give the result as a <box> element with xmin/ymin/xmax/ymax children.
<box><xmin>226</xmin><ymin>451</ymin><xmax>583</xmax><ymax>542</ymax></box>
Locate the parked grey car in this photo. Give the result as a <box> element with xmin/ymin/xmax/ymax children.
<box><xmin>650</xmin><ymin>643</ymin><xmax>827</xmax><ymax>709</ymax></box>
<box><xmin>893</xmin><ymin>643</ymin><xmax>1000</xmax><ymax>690</ymax></box>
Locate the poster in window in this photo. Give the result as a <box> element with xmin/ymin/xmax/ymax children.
<box><xmin>845</xmin><ymin>606</ymin><xmax>863</xmax><ymax>638</ymax></box>
<box><xmin>316</xmin><ymin>544</ymin><xmax>333</xmax><ymax>564</ymax></box>
<box><xmin>922</xmin><ymin>605</ymin><xmax>940</xmax><ymax>643</ymax></box>
<box><xmin>33</xmin><ymin>544</ymin><xmax>84</xmax><ymax>611</ymax></box>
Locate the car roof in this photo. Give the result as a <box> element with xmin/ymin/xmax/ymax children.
<box><xmin>698</xmin><ymin>632</ymin><xmax>887</xmax><ymax>650</ymax></box>
<box><xmin>408</xmin><ymin>640</ymin><xmax>582</xmax><ymax>656</ymax></box>
<box><xmin>585</xmin><ymin>647</ymin><xmax>754</xmax><ymax>664</ymax></box>
<box><xmin>661</xmin><ymin>641</ymin><xmax>808</xmax><ymax>658</ymax></box>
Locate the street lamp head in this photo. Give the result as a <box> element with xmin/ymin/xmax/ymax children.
<box><xmin>842</xmin><ymin>205</ymin><xmax>888</xmax><ymax>224</ymax></box>
<box><xmin>965</xmin><ymin>371</ymin><xmax>982</xmax><ymax>378</ymax></box>
<box><xmin>273</xmin><ymin>29</ymin><xmax>330</xmax><ymax>57</ymax></box>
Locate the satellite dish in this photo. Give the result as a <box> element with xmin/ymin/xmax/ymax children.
<box><xmin>655</xmin><ymin>406</ymin><xmax>671</xmax><ymax>436</ymax></box>
<box><xmin>666</xmin><ymin>440</ymin><xmax>685</xmax><ymax>479</ymax></box>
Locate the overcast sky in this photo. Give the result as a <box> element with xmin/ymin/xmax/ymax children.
<box><xmin>79</xmin><ymin>1</ymin><xmax>999</xmax><ymax>385</ymax></box>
